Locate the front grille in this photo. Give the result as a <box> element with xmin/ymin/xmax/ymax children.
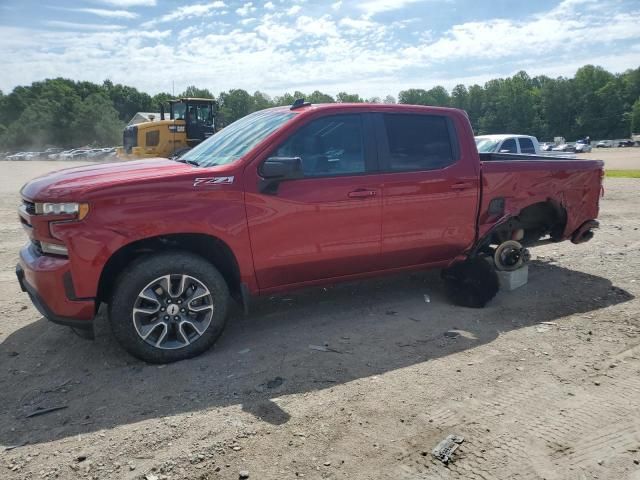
<box><xmin>123</xmin><ymin>125</ymin><xmax>138</xmax><ymax>153</ymax></box>
<box><xmin>23</xmin><ymin>199</ymin><xmax>36</xmax><ymax>215</ymax></box>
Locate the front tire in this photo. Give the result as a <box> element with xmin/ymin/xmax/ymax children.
<box><xmin>108</xmin><ymin>252</ymin><xmax>229</xmax><ymax>363</ymax></box>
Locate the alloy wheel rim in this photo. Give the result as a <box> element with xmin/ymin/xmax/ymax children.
<box><xmin>132</xmin><ymin>274</ymin><xmax>214</xmax><ymax>350</ymax></box>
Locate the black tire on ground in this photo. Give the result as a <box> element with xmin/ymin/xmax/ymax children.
<box><xmin>442</xmin><ymin>257</ymin><xmax>499</xmax><ymax>308</ymax></box>
<box><xmin>108</xmin><ymin>251</ymin><xmax>230</xmax><ymax>363</ymax></box>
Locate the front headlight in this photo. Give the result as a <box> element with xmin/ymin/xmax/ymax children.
<box><xmin>35</xmin><ymin>202</ymin><xmax>89</xmax><ymax>219</ymax></box>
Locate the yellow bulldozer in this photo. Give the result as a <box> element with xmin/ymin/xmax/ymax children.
<box><xmin>117</xmin><ymin>98</ymin><xmax>217</xmax><ymax>159</ymax></box>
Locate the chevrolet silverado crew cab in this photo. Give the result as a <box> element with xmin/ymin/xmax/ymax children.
<box><xmin>17</xmin><ymin>102</ymin><xmax>604</xmax><ymax>363</ymax></box>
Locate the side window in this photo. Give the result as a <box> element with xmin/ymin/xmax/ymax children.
<box><xmin>145</xmin><ymin>130</ymin><xmax>159</xmax><ymax>147</ymax></box>
<box><xmin>383</xmin><ymin>114</ymin><xmax>454</xmax><ymax>171</ymax></box>
<box><xmin>275</xmin><ymin>114</ymin><xmax>365</xmax><ymax>177</ymax></box>
<box><xmin>519</xmin><ymin>137</ymin><xmax>536</xmax><ymax>154</ymax></box>
<box><xmin>500</xmin><ymin>138</ymin><xmax>517</xmax><ymax>153</ymax></box>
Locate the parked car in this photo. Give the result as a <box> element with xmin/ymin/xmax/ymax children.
<box><xmin>7</xmin><ymin>152</ymin><xmax>27</xmax><ymax>161</ymax></box>
<box><xmin>552</xmin><ymin>144</ymin><xmax>569</xmax><ymax>152</ymax></box>
<box><xmin>475</xmin><ymin>134</ymin><xmax>541</xmax><ymax>154</ymax></box>
<box><xmin>539</xmin><ymin>142</ymin><xmax>555</xmax><ymax>152</ymax></box>
<box><xmin>17</xmin><ymin>103</ymin><xmax>604</xmax><ymax>363</ymax></box>
<box><xmin>574</xmin><ymin>140</ymin><xmax>592</xmax><ymax>153</ymax></box>
<box><xmin>596</xmin><ymin>140</ymin><xmax>613</xmax><ymax>148</ymax></box>
<box><xmin>617</xmin><ymin>140</ymin><xmax>636</xmax><ymax>147</ymax></box>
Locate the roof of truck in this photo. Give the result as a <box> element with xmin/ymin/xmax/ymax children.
<box><xmin>475</xmin><ymin>134</ymin><xmax>538</xmax><ymax>140</ymax></box>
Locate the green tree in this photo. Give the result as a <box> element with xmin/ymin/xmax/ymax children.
<box><xmin>252</xmin><ymin>91</ymin><xmax>273</xmax><ymax>111</ymax></box>
<box><xmin>217</xmin><ymin>89</ymin><xmax>253</xmax><ymax>124</ymax></box>
<box><xmin>398</xmin><ymin>88</ymin><xmax>430</xmax><ymax>105</ymax></box>
<box><xmin>336</xmin><ymin>92</ymin><xmax>364</xmax><ymax>103</ymax></box>
<box><xmin>181</xmin><ymin>85</ymin><xmax>215</xmax><ymax>99</ymax></box>
<box><xmin>103</xmin><ymin>81</ymin><xmax>153</xmax><ymax>122</ymax></box>
<box><xmin>307</xmin><ymin>90</ymin><xmax>335</xmax><ymax>103</ymax></box>
<box><xmin>72</xmin><ymin>93</ymin><xmax>123</xmax><ymax>146</ymax></box>
<box><xmin>631</xmin><ymin>98</ymin><xmax>640</xmax><ymax>136</ymax></box>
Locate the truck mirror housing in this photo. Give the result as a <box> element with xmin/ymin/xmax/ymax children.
<box><xmin>260</xmin><ymin>157</ymin><xmax>303</xmax><ymax>179</ymax></box>
<box><xmin>259</xmin><ymin>157</ymin><xmax>303</xmax><ymax>194</ymax></box>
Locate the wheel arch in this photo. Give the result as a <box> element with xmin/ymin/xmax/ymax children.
<box><xmin>97</xmin><ymin>233</ymin><xmax>242</xmax><ymax>305</ymax></box>
<box><xmin>471</xmin><ymin>199</ymin><xmax>568</xmax><ymax>256</ymax></box>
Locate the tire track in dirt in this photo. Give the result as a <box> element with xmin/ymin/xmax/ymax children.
<box><xmin>393</xmin><ymin>350</ymin><xmax>640</xmax><ymax>479</ymax></box>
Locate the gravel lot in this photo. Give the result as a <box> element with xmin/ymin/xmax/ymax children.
<box><xmin>0</xmin><ymin>159</ymin><xmax>639</xmax><ymax>480</ymax></box>
<box><xmin>575</xmin><ymin>146</ymin><xmax>640</xmax><ymax>168</ymax></box>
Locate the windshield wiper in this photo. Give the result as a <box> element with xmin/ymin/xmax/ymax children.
<box><xmin>173</xmin><ymin>157</ymin><xmax>200</xmax><ymax>167</ymax></box>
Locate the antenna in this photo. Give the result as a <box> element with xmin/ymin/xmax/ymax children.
<box><xmin>290</xmin><ymin>98</ymin><xmax>310</xmax><ymax>110</ymax></box>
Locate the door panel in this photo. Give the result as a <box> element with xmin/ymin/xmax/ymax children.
<box><xmin>375</xmin><ymin>113</ymin><xmax>479</xmax><ymax>268</ymax></box>
<box><xmin>244</xmin><ymin>113</ymin><xmax>383</xmax><ymax>289</ymax></box>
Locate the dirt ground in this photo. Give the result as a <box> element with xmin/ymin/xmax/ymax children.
<box><xmin>575</xmin><ymin>146</ymin><xmax>640</xmax><ymax>168</ymax></box>
<box><xmin>1</xmin><ymin>159</ymin><xmax>639</xmax><ymax>480</ymax></box>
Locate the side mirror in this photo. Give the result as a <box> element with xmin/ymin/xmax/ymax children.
<box><xmin>259</xmin><ymin>157</ymin><xmax>303</xmax><ymax>194</ymax></box>
<box><xmin>260</xmin><ymin>157</ymin><xmax>303</xmax><ymax>179</ymax></box>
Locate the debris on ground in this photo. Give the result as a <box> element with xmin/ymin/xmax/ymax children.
<box><xmin>432</xmin><ymin>434</ymin><xmax>464</xmax><ymax>464</ymax></box>
<box><xmin>25</xmin><ymin>405</ymin><xmax>68</xmax><ymax>418</ymax></box>
<box><xmin>309</xmin><ymin>344</ymin><xmax>342</xmax><ymax>353</ymax></box>
<box><xmin>239</xmin><ymin>470</ymin><xmax>250</xmax><ymax>479</ymax></box>
<box><xmin>266</xmin><ymin>377</ymin><xmax>284</xmax><ymax>389</ymax></box>
<box><xmin>424</xmin><ymin>294</ymin><xmax>431</xmax><ymax>303</ymax></box>
<box><xmin>444</xmin><ymin>330</ymin><xmax>461</xmax><ymax>338</ymax></box>
<box><xmin>4</xmin><ymin>441</ymin><xmax>27</xmax><ymax>451</ymax></box>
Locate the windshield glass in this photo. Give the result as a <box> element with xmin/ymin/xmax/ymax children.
<box><xmin>181</xmin><ymin>109</ymin><xmax>295</xmax><ymax>167</ymax></box>
<box><xmin>172</xmin><ymin>103</ymin><xmax>186</xmax><ymax>120</ymax></box>
<box><xmin>475</xmin><ymin>138</ymin><xmax>500</xmax><ymax>153</ymax></box>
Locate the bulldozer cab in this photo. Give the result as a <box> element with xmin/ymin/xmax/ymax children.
<box><xmin>166</xmin><ymin>98</ymin><xmax>216</xmax><ymax>146</ymax></box>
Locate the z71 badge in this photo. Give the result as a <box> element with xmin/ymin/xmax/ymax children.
<box><xmin>193</xmin><ymin>176</ymin><xmax>235</xmax><ymax>187</ymax></box>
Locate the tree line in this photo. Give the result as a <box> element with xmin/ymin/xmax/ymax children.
<box><xmin>1</xmin><ymin>64</ymin><xmax>639</xmax><ymax>150</ymax></box>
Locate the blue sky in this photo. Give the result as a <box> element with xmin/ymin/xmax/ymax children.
<box><xmin>1</xmin><ymin>0</ymin><xmax>639</xmax><ymax>98</ymax></box>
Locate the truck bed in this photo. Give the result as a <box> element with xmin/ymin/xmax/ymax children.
<box><xmin>477</xmin><ymin>152</ymin><xmax>604</xmax><ymax>241</ymax></box>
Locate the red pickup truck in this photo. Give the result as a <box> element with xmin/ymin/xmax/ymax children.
<box><xmin>16</xmin><ymin>102</ymin><xmax>603</xmax><ymax>362</ymax></box>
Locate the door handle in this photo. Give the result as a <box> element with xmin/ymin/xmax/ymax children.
<box><xmin>348</xmin><ymin>189</ymin><xmax>377</xmax><ymax>199</ymax></box>
<box><xmin>450</xmin><ymin>182</ymin><xmax>474</xmax><ymax>191</ymax></box>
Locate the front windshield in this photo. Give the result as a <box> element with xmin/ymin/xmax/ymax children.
<box><xmin>182</xmin><ymin>109</ymin><xmax>295</xmax><ymax>167</ymax></box>
<box><xmin>172</xmin><ymin>103</ymin><xmax>186</xmax><ymax>120</ymax></box>
<box><xmin>475</xmin><ymin>138</ymin><xmax>500</xmax><ymax>153</ymax></box>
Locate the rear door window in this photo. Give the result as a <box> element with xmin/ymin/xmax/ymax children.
<box><xmin>500</xmin><ymin>138</ymin><xmax>518</xmax><ymax>153</ymax></box>
<box><xmin>381</xmin><ymin>114</ymin><xmax>456</xmax><ymax>171</ymax></box>
<box><xmin>518</xmin><ymin>137</ymin><xmax>536</xmax><ymax>154</ymax></box>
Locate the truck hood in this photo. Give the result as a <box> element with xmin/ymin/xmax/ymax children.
<box><xmin>21</xmin><ymin>159</ymin><xmax>194</xmax><ymax>201</ymax></box>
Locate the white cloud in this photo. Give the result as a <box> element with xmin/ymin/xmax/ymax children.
<box><xmin>69</xmin><ymin>8</ymin><xmax>139</xmax><ymax>19</ymax></box>
<box><xmin>1</xmin><ymin>0</ymin><xmax>639</xmax><ymax>100</ymax></box>
<box><xmin>44</xmin><ymin>21</ymin><xmax>126</xmax><ymax>31</ymax></box>
<box><xmin>264</xmin><ymin>1</ymin><xmax>275</xmax><ymax>10</ymax></box>
<box><xmin>410</xmin><ymin>1</ymin><xmax>640</xmax><ymax>62</ymax></box>
<box><xmin>358</xmin><ymin>0</ymin><xmax>434</xmax><ymax>16</ymax></box>
<box><xmin>142</xmin><ymin>1</ymin><xmax>226</xmax><ymax>26</ymax></box>
<box><xmin>287</xmin><ymin>5</ymin><xmax>302</xmax><ymax>15</ymax></box>
<box><xmin>94</xmin><ymin>0</ymin><xmax>157</xmax><ymax>6</ymax></box>
<box><xmin>339</xmin><ymin>17</ymin><xmax>377</xmax><ymax>31</ymax></box>
<box><xmin>332</xmin><ymin>1</ymin><xmax>342</xmax><ymax>10</ymax></box>
<box><xmin>236</xmin><ymin>2</ymin><xmax>256</xmax><ymax>17</ymax></box>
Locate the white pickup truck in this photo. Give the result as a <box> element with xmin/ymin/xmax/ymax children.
<box><xmin>475</xmin><ymin>134</ymin><xmax>574</xmax><ymax>157</ymax></box>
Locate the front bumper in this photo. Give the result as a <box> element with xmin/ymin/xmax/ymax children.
<box><xmin>17</xmin><ymin>244</ymin><xmax>95</xmax><ymax>330</ymax></box>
